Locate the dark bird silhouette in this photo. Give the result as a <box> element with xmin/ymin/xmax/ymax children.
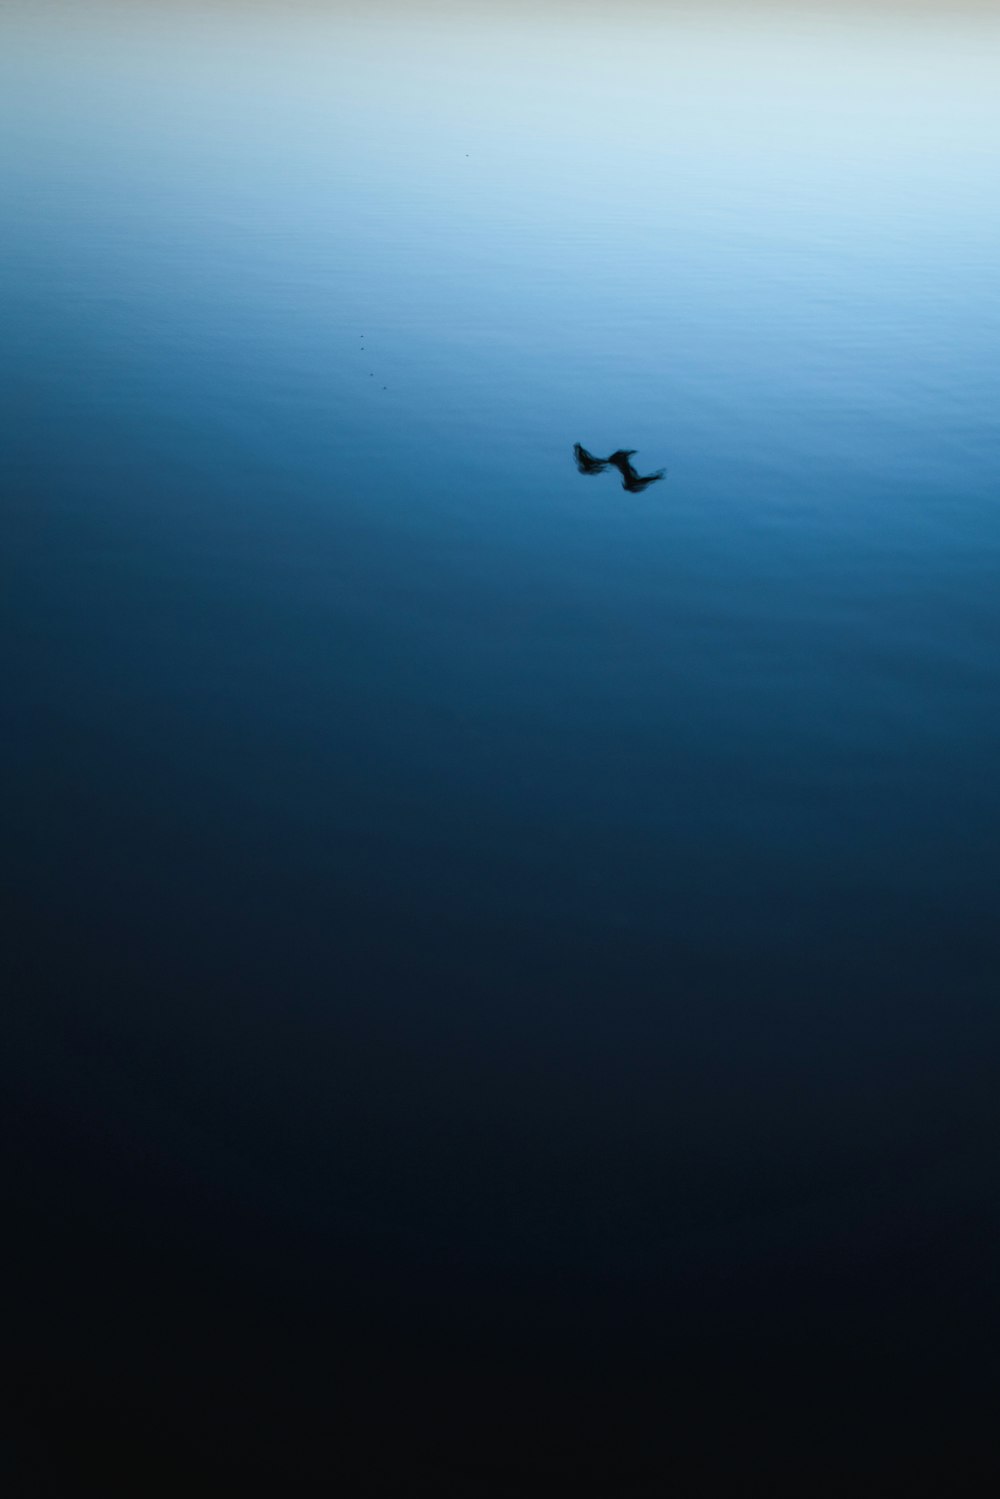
<box><xmin>574</xmin><ymin>444</ymin><xmax>666</xmax><ymax>492</ymax></box>
<box><xmin>573</xmin><ymin>442</ymin><xmax>610</xmax><ymax>475</ymax></box>
<box><xmin>608</xmin><ymin>448</ymin><xmax>665</xmax><ymax>493</ymax></box>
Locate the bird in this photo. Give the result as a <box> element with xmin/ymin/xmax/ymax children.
<box><xmin>573</xmin><ymin>442</ymin><xmax>610</xmax><ymax>475</ymax></box>
<box><xmin>608</xmin><ymin>449</ymin><xmax>665</xmax><ymax>493</ymax></box>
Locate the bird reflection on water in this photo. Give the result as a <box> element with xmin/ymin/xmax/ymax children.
<box><xmin>573</xmin><ymin>443</ymin><xmax>665</xmax><ymax>492</ymax></box>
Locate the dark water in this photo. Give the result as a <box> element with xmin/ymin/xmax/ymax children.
<box><xmin>4</xmin><ymin>4</ymin><xmax>1000</xmax><ymax>1490</ymax></box>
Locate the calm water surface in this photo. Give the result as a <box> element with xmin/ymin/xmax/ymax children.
<box><xmin>4</xmin><ymin>1</ymin><xmax>1000</xmax><ymax>1486</ymax></box>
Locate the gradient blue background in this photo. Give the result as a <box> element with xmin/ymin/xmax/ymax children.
<box><xmin>4</xmin><ymin>3</ymin><xmax>1000</xmax><ymax>1490</ymax></box>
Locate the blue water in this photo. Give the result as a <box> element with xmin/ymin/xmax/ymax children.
<box><xmin>4</xmin><ymin>3</ymin><xmax>1000</xmax><ymax>1487</ymax></box>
